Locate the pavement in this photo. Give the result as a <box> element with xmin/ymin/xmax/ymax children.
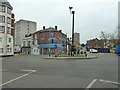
<box><xmin>0</xmin><ymin>53</ymin><xmax>119</xmax><ymax>88</ymax></box>
<box><xmin>44</xmin><ymin>56</ymin><xmax>98</xmax><ymax>60</ymax></box>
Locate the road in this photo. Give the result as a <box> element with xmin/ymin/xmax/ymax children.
<box><xmin>0</xmin><ymin>53</ymin><xmax>119</xmax><ymax>89</ymax></box>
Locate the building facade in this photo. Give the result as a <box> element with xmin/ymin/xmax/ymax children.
<box><xmin>31</xmin><ymin>26</ymin><xmax>67</xmax><ymax>55</ymax></box>
<box><xmin>74</xmin><ymin>32</ymin><xmax>80</xmax><ymax>43</ymax></box>
<box><xmin>87</xmin><ymin>38</ymin><xmax>104</xmax><ymax>49</ymax></box>
<box><xmin>74</xmin><ymin>32</ymin><xmax>80</xmax><ymax>51</ymax></box>
<box><xmin>14</xmin><ymin>19</ymin><xmax>37</xmax><ymax>52</ymax></box>
<box><xmin>0</xmin><ymin>0</ymin><xmax>14</xmax><ymax>56</ymax></box>
<box><xmin>21</xmin><ymin>36</ymin><xmax>32</xmax><ymax>54</ymax></box>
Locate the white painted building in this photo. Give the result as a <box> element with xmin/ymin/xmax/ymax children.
<box><xmin>21</xmin><ymin>36</ymin><xmax>33</xmax><ymax>54</ymax></box>
<box><xmin>31</xmin><ymin>34</ymin><xmax>40</xmax><ymax>55</ymax></box>
<box><xmin>0</xmin><ymin>0</ymin><xmax>14</xmax><ymax>56</ymax></box>
<box><xmin>14</xmin><ymin>19</ymin><xmax>37</xmax><ymax>52</ymax></box>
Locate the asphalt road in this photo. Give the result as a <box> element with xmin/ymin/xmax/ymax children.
<box><xmin>1</xmin><ymin>53</ymin><xmax>119</xmax><ymax>88</ymax></box>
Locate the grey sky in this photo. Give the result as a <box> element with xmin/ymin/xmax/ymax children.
<box><xmin>9</xmin><ymin>0</ymin><xmax>118</xmax><ymax>43</ymax></box>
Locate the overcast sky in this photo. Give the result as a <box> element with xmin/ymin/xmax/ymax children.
<box><xmin>9</xmin><ymin>0</ymin><xmax>119</xmax><ymax>43</ymax></box>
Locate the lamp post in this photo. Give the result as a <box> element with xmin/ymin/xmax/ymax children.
<box><xmin>69</xmin><ymin>7</ymin><xmax>75</xmax><ymax>56</ymax></box>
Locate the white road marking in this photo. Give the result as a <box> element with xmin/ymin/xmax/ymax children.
<box><xmin>0</xmin><ymin>69</ymin><xmax>7</xmax><ymax>71</ymax></box>
<box><xmin>0</xmin><ymin>69</ymin><xmax>36</xmax><ymax>87</ymax></box>
<box><xmin>86</xmin><ymin>79</ymin><xmax>97</xmax><ymax>89</ymax></box>
<box><xmin>99</xmin><ymin>79</ymin><xmax>120</xmax><ymax>85</ymax></box>
<box><xmin>21</xmin><ymin>69</ymin><xmax>36</xmax><ymax>72</ymax></box>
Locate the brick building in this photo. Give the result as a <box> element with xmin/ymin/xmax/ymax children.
<box><xmin>11</xmin><ymin>13</ymin><xmax>15</xmax><ymax>36</ymax></box>
<box><xmin>31</xmin><ymin>26</ymin><xmax>67</xmax><ymax>55</ymax></box>
<box><xmin>87</xmin><ymin>38</ymin><xmax>120</xmax><ymax>49</ymax></box>
<box><xmin>87</xmin><ymin>38</ymin><xmax>104</xmax><ymax>49</ymax></box>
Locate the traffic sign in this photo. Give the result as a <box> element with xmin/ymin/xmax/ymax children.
<box><xmin>54</xmin><ymin>45</ymin><xmax>57</xmax><ymax>49</ymax></box>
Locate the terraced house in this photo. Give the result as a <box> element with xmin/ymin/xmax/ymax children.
<box><xmin>31</xmin><ymin>26</ymin><xmax>67</xmax><ymax>55</ymax></box>
<box><xmin>0</xmin><ymin>0</ymin><xmax>14</xmax><ymax>56</ymax></box>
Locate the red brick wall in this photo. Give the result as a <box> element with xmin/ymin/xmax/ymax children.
<box><xmin>11</xmin><ymin>13</ymin><xmax>15</xmax><ymax>36</ymax></box>
<box><xmin>87</xmin><ymin>39</ymin><xmax>104</xmax><ymax>48</ymax></box>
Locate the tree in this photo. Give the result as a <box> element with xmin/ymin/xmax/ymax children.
<box><xmin>109</xmin><ymin>33</ymin><xmax>117</xmax><ymax>47</ymax></box>
<box><xmin>100</xmin><ymin>31</ymin><xmax>110</xmax><ymax>48</ymax></box>
<box><xmin>100</xmin><ymin>30</ymin><xmax>118</xmax><ymax>48</ymax></box>
<box><xmin>81</xmin><ymin>43</ymin><xmax>85</xmax><ymax>47</ymax></box>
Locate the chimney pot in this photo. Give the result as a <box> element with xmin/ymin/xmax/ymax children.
<box><xmin>59</xmin><ymin>30</ymin><xmax>62</xmax><ymax>32</ymax></box>
<box><xmin>43</xmin><ymin>26</ymin><xmax>45</xmax><ymax>29</ymax></box>
<box><xmin>55</xmin><ymin>26</ymin><xmax>57</xmax><ymax>30</ymax></box>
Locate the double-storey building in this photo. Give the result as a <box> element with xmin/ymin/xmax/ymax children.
<box><xmin>31</xmin><ymin>26</ymin><xmax>67</xmax><ymax>55</ymax></box>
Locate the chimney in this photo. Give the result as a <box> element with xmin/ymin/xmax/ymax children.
<box><xmin>55</xmin><ymin>26</ymin><xmax>57</xmax><ymax>30</ymax></box>
<box><xmin>43</xmin><ymin>26</ymin><xmax>45</xmax><ymax>30</ymax></box>
<box><xmin>59</xmin><ymin>30</ymin><xmax>62</xmax><ymax>32</ymax></box>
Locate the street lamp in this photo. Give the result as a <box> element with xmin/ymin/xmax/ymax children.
<box><xmin>69</xmin><ymin>7</ymin><xmax>75</xmax><ymax>56</ymax></box>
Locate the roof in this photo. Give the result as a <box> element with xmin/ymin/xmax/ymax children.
<box><xmin>0</xmin><ymin>0</ymin><xmax>13</xmax><ymax>9</ymax></box>
<box><xmin>19</xmin><ymin>19</ymin><xmax>37</xmax><ymax>23</ymax></box>
<box><xmin>33</xmin><ymin>27</ymin><xmax>67</xmax><ymax>36</ymax></box>
<box><xmin>34</xmin><ymin>27</ymin><xmax>59</xmax><ymax>34</ymax></box>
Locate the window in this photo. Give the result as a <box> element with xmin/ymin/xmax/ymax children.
<box><xmin>7</xmin><ymin>48</ymin><xmax>12</xmax><ymax>53</ymax></box>
<box><xmin>49</xmin><ymin>39</ymin><xmax>55</xmax><ymax>44</ymax></box>
<box><xmin>28</xmin><ymin>41</ymin><xmax>30</xmax><ymax>46</ymax></box>
<box><xmin>42</xmin><ymin>32</ymin><xmax>44</xmax><ymax>38</ymax></box>
<box><xmin>0</xmin><ymin>48</ymin><xmax>3</xmax><ymax>53</ymax></box>
<box><xmin>50</xmin><ymin>32</ymin><xmax>54</xmax><ymax>37</ymax></box>
<box><xmin>10</xmin><ymin>48</ymin><xmax>12</xmax><ymax>53</ymax></box>
<box><xmin>8</xmin><ymin>38</ymin><xmax>11</xmax><ymax>42</ymax></box>
<box><xmin>41</xmin><ymin>39</ymin><xmax>44</xmax><ymax>44</ymax></box>
<box><xmin>34</xmin><ymin>40</ymin><xmax>37</xmax><ymax>45</ymax></box>
<box><xmin>0</xmin><ymin>26</ymin><xmax>5</xmax><ymax>33</ymax></box>
<box><xmin>23</xmin><ymin>41</ymin><xmax>25</xmax><ymax>46</ymax></box>
<box><xmin>0</xmin><ymin>16</ymin><xmax>5</xmax><ymax>23</ymax></box>
<box><xmin>7</xmin><ymin>27</ymin><xmax>11</xmax><ymax>33</ymax></box>
<box><xmin>7</xmin><ymin>17</ymin><xmax>11</xmax><ymax>24</ymax></box>
<box><xmin>0</xmin><ymin>37</ymin><xmax>2</xmax><ymax>42</ymax></box>
<box><xmin>0</xmin><ymin>5</ymin><xmax>5</xmax><ymax>12</ymax></box>
<box><xmin>7</xmin><ymin>8</ymin><xmax>11</xmax><ymax>14</ymax></box>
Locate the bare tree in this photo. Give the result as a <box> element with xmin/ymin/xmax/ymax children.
<box><xmin>109</xmin><ymin>33</ymin><xmax>117</xmax><ymax>47</ymax></box>
<box><xmin>100</xmin><ymin>31</ymin><xmax>110</xmax><ymax>48</ymax></box>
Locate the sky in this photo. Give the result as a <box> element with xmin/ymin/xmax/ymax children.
<box><xmin>8</xmin><ymin>0</ymin><xmax>119</xmax><ymax>43</ymax></box>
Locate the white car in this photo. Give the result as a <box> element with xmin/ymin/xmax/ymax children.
<box><xmin>89</xmin><ymin>49</ymin><xmax>98</xmax><ymax>53</ymax></box>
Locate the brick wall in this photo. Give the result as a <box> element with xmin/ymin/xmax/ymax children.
<box><xmin>87</xmin><ymin>39</ymin><xmax>104</xmax><ymax>48</ymax></box>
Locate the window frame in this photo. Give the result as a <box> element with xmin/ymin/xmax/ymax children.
<box><xmin>0</xmin><ymin>15</ymin><xmax>5</xmax><ymax>23</ymax></box>
<box><xmin>0</xmin><ymin>48</ymin><xmax>3</xmax><ymax>53</ymax></box>
<box><xmin>50</xmin><ymin>32</ymin><xmax>54</xmax><ymax>37</ymax></box>
<box><xmin>0</xmin><ymin>5</ymin><xmax>5</xmax><ymax>13</ymax></box>
<box><xmin>0</xmin><ymin>26</ymin><xmax>5</xmax><ymax>33</ymax></box>
<box><xmin>49</xmin><ymin>39</ymin><xmax>55</xmax><ymax>44</ymax></box>
<box><xmin>7</xmin><ymin>7</ymin><xmax>12</xmax><ymax>14</ymax></box>
<box><xmin>7</xmin><ymin>17</ymin><xmax>11</xmax><ymax>24</ymax></box>
<box><xmin>7</xmin><ymin>27</ymin><xmax>11</xmax><ymax>34</ymax></box>
<box><xmin>8</xmin><ymin>38</ymin><xmax>11</xmax><ymax>42</ymax></box>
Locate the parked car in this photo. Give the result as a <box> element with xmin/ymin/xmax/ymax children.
<box><xmin>89</xmin><ymin>49</ymin><xmax>98</xmax><ymax>53</ymax></box>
